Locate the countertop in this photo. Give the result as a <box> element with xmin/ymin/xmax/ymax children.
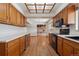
<box><xmin>58</xmin><ymin>35</ymin><xmax>79</xmax><ymax>43</ymax></box>
<box><xmin>0</xmin><ymin>24</ymin><xmax>29</xmax><ymax>42</ymax></box>
<box><xmin>50</xmin><ymin>32</ymin><xmax>79</xmax><ymax>43</ymax></box>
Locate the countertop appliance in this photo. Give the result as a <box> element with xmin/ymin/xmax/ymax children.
<box><xmin>60</xmin><ymin>29</ymin><xmax>70</xmax><ymax>35</ymax></box>
<box><xmin>60</xmin><ymin>25</ymin><xmax>70</xmax><ymax>35</ymax></box>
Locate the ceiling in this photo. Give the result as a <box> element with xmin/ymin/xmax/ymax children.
<box><xmin>27</xmin><ymin>18</ymin><xmax>50</xmax><ymax>25</ymax></box>
<box><xmin>11</xmin><ymin>3</ymin><xmax>69</xmax><ymax>24</ymax></box>
<box><xmin>25</xmin><ymin>3</ymin><xmax>55</xmax><ymax>14</ymax></box>
<box><xmin>12</xmin><ymin>3</ymin><xmax>69</xmax><ymax>18</ymax></box>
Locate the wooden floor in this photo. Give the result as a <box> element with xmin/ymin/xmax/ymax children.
<box><xmin>22</xmin><ymin>35</ymin><xmax>58</xmax><ymax>56</ymax></box>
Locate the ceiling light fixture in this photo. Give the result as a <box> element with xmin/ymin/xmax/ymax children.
<box><xmin>25</xmin><ymin>0</ymin><xmax>55</xmax><ymax>4</ymax></box>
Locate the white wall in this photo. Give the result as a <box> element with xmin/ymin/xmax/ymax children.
<box><xmin>46</xmin><ymin>18</ymin><xmax>53</xmax><ymax>33</ymax></box>
<box><xmin>26</xmin><ymin>18</ymin><xmax>50</xmax><ymax>36</ymax></box>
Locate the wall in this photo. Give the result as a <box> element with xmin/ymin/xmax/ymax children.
<box><xmin>69</xmin><ymin>24</ymin><xmax>79</xmax><ymax>35</ymax></box>
<box><xmin>26</xmin><ymin>18</ymin><xmax>49</xmax><ymax>36</ymax></box>
<box><xmin>0</xmin><ymin>24</ymin><xmax>27</xmax><ymax>37</ymax></box>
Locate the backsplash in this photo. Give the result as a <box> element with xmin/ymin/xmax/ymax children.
<box><xmin>48</xmin><ymin>24</ymin><xmax>79</xmax><ymax>35</ymax></box>
<box><xmin>69</xmin><ymin>24</ymin><xmax>79</xmax><ymax>35</ymax></box>
<box><xmin>0</xmin><ymin>24</ymin><xmax>27</xmax><ymax>37</ymax></box>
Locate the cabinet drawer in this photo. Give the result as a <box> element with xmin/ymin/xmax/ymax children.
<box><xmin>7</xmin><ymin>39</ymin><xmax>19</xmax><ymax>47</ymax></box>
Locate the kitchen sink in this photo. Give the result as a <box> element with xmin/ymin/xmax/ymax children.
<box><xmin>66</xmin><ymin>36</ymin><xmax>79</xmax><ymax>40</ymax></box>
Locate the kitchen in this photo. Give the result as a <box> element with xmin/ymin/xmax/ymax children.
<box><xmin>0</xmin><ymin>2</ymin><xmax>79</xmax><ymax>56</ymax></box>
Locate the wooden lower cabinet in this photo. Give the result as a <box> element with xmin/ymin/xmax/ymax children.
<box><xmin>0</xmin><ymin>35</ymin><xmax>30</xmax><ymax>56</ymax></box>
<box><xmin>57</xmin><ymin>37</ymin><xmax>63</xmax><ymax>55</ymax></box>
<box><xmin>7</xmin><ymin>44</ymin><xmax>19</xmax><ymax>56</ymax></box>
<box><xmin>74</xmin><ymin>48</ymin><xmax>79</xmax><ymax>56</ymax></box>
<box><xmin>57</xmin><ymin>36</ymin><xmax>79</xmax><ymax>56</ymax></box>
<box><xmin>19</xmin><ymin>36</ymin><xmax>26</xmax><ymax>55</ymax></box>
<box><xmin>63</xmin><ymin>42</ymin><xmax>74</xmax><ymax>56</ymax></box>
<box><xmin>6</xmin><ymin>38</ymin><xmax>19</xmax><ymax>56</ymax></box>
<box><xmin>26</xmin><ymin>34</ymin><xmax>30</xmax><ymax>48</ymax></box>
<box><xmin>49</xmin><ymin>33</ymin><xmax>53</xmax><ymax>45</ymax></box>
<box><xmin>0</xmin><ymin>43</ymin><xmax>6</xmax><ymax>56</ymax></box>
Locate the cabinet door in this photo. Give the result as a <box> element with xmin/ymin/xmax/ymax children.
<box><xmin>0</xmin><ymin>3</ymin><xmax>7</xmax><ymax>23</ymax></box>
<box><xmin>68</xmin><ymin>4</ymin><xmax>75</xmax><ymax>24</ymax></box>
<box><xmin>17</xmin><ymin>11</ymin><xmax>22</xmax><ymax>26</ymax></box>
<box><xmin>62</xmin><ymin>7</ymin><xmax>68</xmax><ymax>25</ymax></box>
<box><xmin>64</xmin><ymin>7</ymin><xmax>68</xmax><ymax>24</ymax></box>
<box><xmin>21</xmin><ymin>15</ymin><xmax>26</xmax><ymax>27</ymax></box>
<box><xmin>6</xmin><ymin>4</ymin><xmax>10</xmax><ymax>24</ymax></box>
<box><xmin>26</xmin><ymin>35</ymin><xmax>30</xmax><ymax>48</ymax></box>
<box><xmin>53</xmin><ymin>16</ymin><xmax>56</xmax><ymax>26</ymax></box>
<box><xmin>17</xmin><ymin>11</ymin><xmax>26</xmax><ymax>27</ymax></box>
<box><xmin>49</xmin><ymin>34</ymin><xmax>53</xmax><ymax>46</ymax></box>
<box><xmin>9</xmin><ymin>4</ymin><xmax>17</xmax><ymax>25</ymax></box>
<box><xmin>74</xmin><ymin>48</ymin><xmax>79</xmax><ymax>56</ymax></box>
<box><xmin>19</xmin><ymin>36</ymin><xmax>26</xmax><ymax>55</ymax></box>
<box><xmin>58</xmin><ymin>11</ymin><xmax>63</xmax><ymax>19</ymax></box>
<box><xmin>7</xmin><ymin>44</ymin><xmax>19</xmax><ymax>56</ymax></box>
<box><xmin>63</xmin><ymin>42</ymin><xmax>73</xmax><ymax>56</ymax></box>
<box><xmin>7</xmin><ymin>39</ymin><xmax>19</xmax><ymax>56</ymax></box>
<box><xmin>57</xmin><ymin>37</ymin><xmax>63</xmax><ymax>55</ymax></box>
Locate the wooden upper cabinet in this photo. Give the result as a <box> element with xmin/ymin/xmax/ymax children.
<box><xmin>60</xmin><ymin>11</ymin><xmax>63</xmax><ymax>19</ymax></box>
<box><xmin>0</xmin><ymin>3</ymin><xmax>8</xmax><ymax>23</ymax></box>
<box><xmin>16</xmin><ymin>11</ymin><xmax>22</xmax><ymax>26</ymax></box>
<box><xmin>53</xmin><ymin>16</ymin><xmax>56</xmax><ymax>26</ymax></box>
<box><xmin>9</xmin><ymin>4</ymin><xmax>17</xmax><ymax>25</ymax></box>
<box><xmin>0</xmin><ymin>3</ymin><xmax>26</xmax><ymax>27</ymax></box>
<box><xmin>10</xmin><ymin>4</ymin><xmax>25</xmax><ymax>27</ymax></box>
<box><xmin>62</xmin><ymin>7</ymin><xmax>68</xmax><ymax>25</ymax></box>
<box><xmin>68</xmin><ymin>4</ymin><xmax>75</xmax><ymax>24</ymax></box>
<box><xmin>21</xmin><ymin>15</ymin><xmax>26</xmax><ymax>27</ymax></box>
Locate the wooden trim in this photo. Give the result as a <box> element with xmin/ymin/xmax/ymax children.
<box><xmin>49</xmin><ymin>3</ymin><xmax>56</xmax><ymax>13</ymax></box>
<box><xmin>25</xmin><ymin>3</ymin><xmax>31</xmax><ymax>13</ymax></box>
<box><xmin>35</xmin><ymin>3</ymin><xmax>37</xmax><ymax>13</ymax></box>
<box><xmin>43</xmin><ymin>3</ymin><xmax>46</xmax><ymax>13</ymax></box>
<box><xmin>30</xmin><ymin>12</ymin><xmax>49</xmax><ymax>14</ymax></box>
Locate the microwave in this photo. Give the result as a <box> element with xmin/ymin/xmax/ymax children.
<box><xmin>60</xmin><ymin>29</ymin><xmax>70</xmax><ymax>35</ymax></box>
